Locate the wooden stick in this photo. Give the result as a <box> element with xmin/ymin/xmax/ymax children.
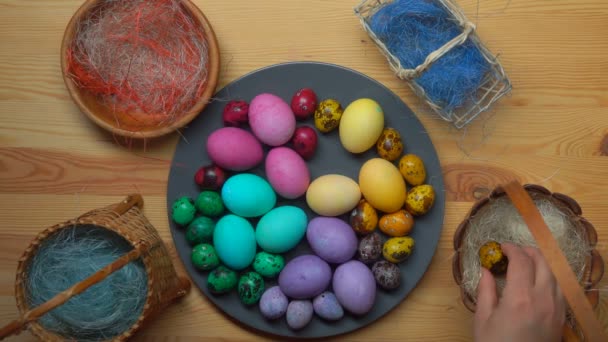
<box><xmin>0</xmin><ymin>242</ymin><xmax>146</xmax><ymax>340</ymax></box>
<box><xmin>503</xmin><ymin>181</ymin><xmax>607</xmax><ymax>342</ymax></box>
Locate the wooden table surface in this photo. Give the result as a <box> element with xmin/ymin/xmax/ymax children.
<box><xmin>1</xmin><ymin>0</ymin><xmax>607</xmax><ymax>340</ymax></box>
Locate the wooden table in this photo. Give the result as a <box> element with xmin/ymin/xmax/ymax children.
<box><xmin>1</xmin><ymin>0</ymin><xmax>606</xmax><ymax>340</ymax></box>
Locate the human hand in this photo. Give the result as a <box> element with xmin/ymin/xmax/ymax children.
<box><xmin>474</xmin><ymin>243</ymin><xmax>566</xmax><ymax>342</ymax></box>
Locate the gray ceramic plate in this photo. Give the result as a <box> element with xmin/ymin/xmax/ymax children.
<box><xmin>167</xmin><ymin>62</ymin><xmax>445</xmax><ymax>339</ymax></box>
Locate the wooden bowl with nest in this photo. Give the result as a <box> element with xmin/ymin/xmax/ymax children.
<box><xmin>61</xmin><ymin>0</ymin><xmax>220</xmax><ymax>139</ymax></box>
<box><xmin>452</xmin><ymin>184</ymin><xmax>604</xmax><ymax>339</ymax></box>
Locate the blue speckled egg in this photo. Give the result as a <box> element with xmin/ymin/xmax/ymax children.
<box><xmin>221</xmin><ymin>174</ymin><xmax>276</xmax><ymax>217</ymax></box>
<box><xmin>213</xmin><ymin>215</ymin><xmax>256</xmax><ymax>270</ymax></box>
<box><xmin>286</xmin><ymin>300</ymin><xmax>313</xmax><ymax>330</ymax></box>
<box><xmin>259</xmin><ymin>286</ymin><xmax>288</xmax><ymax>320</ymax></box>
<box><xmin>256</xmin><ymin>206</ymin><xmax>307</xmax><ymax>253</ymax></box>
<box><xmin>313</xmin><ymin>291</ymin><xmax>344</xmax><ymax>321</ymax></box>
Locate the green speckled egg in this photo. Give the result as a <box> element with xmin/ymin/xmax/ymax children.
<box><xmin>172</xmin><ymin>196</ymin><xmax>196</xmax><ymax>226</ymax></box>
<box><xmin>253</xmin><ymin>252</ymin><xmax>285</xmax><ymax>278</ymax></box>
<box><xmin>195</xmin><ymin>191</ymin><xmax>224</xmax><ymax>217</ymax></box>
<box><xmin>186</xmin><ymin>216</ymin><xmax>215</xmax><ymax>245</ymax></box>
<box><xmin>207</xmin><ymin>266</ymin><xmax>238</xmax><ymax>294</ymax></box>
<box><xmin>191</xmin><ymin>243</ymin><xmax>219</xmax><ymax>271</ymax></box>
<box><xmin>238</xmin><ymin>271</ymin><xmax>265</xmax><ymax>305</ymax></box>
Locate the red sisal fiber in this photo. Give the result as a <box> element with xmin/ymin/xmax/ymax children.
<box><xmin>66</xmin><ymin>0</ymin><xmax>209</xmax><ymax>126</ymax></box>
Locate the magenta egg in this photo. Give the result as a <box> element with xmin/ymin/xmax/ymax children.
<box><xmin>265</xmin><ymin>147</ymin><xmax>310</xmax><ymax>199</ymax></box>
<box><xmin>249</xmin><ymin>93</ymin><xmax>296</xmax><ymax>146</ymax></box>
<box><xmin>206</xmin><ymin>127</ymin><xmax>263</xmax><ymax>171</ymax></box>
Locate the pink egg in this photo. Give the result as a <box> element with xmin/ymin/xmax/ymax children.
<box><xmin>265</xmin><ymin>147</ymin><xmax>310</xmax><ymax>199</ymax></box>
<box><xmin>206</xmin><ymin>127</ymin><xmax>263</xmax><ymax>171</ymax></box>
<box><xmin>249</xmin><ymin>93</ymin><xmax>296</xmax><ymax>146</ymax></box>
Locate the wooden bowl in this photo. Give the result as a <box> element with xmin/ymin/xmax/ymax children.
<box><xmin>60</xmin><ymin>0</ymin><xmax>221</xmax><ymax>139</ymax></box>
<box><xmin>452</xmin><ymin>184</ymin><xmax>604</xmax><ymax>338</ymax></box>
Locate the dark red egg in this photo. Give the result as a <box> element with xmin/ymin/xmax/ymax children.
<box><xmin>222</xmin><ymin>100</ymin><xmax>249</xmax><ymax>127</ymax></box>
<box><xmin>290</xmin><ymin>88</ymin><xmax>318</xmax><ymax>120</ymax></box>
<box><xmin>194</xmin><ymin>164</ymin><xmax>227</xmax><ymax>190</ymax></box>
<box><xmin>291</xmin><ymin>126</ymin><xmax>318</xmax><ymax>160</ymax></box>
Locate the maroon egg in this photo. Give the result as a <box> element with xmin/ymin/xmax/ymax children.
<box><xmin>194</xmin><ymin>164</ymin><xmax>227</xmax><ymax>190</ymax></box>
<box><xmin>222</xmin><ymin>100</ymin><xmax>249</xmax><ymax>127</ymax></box>
<box><xmin>290</xmin><ymin>88</ymin><xmax>318</xmax><ymax>120</ymax></box>
<box><xmin>291</xmin><ymin>126</ymin><xmax>318</xmax><ymax>160</ymax></box>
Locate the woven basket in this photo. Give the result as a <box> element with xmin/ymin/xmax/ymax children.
<box><xmin>3</xmin><ymin>194</ymin><xmax>191</xmax><ymax>341</ymax></box>
<box><xmin>452</xmin><ymin>184</ymin><xmax>604</xmax><ymax>340</ymax></box>
<box><xmin>355</xmin><ymin>0</ymin><xmax>512</xmax><ymax>128</ymax></box>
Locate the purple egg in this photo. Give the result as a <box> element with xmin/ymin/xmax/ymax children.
<box><xmin>332</xmin><ymin>260</ymin><xmax>376</xmax><ymax>315</ymax></box>
<box><xmin>278</xmin><ymin>255</ymin><xmax>331</xmax><ymax>299</ymax></box>
<box><xmin>286</xmin><ymin>300</ymin><xmax>313</xmax><ymax>330</ymax></box>
<box><xmin>259</xmin><ymin>286</ymin><xmax>288</xmax><ymax>320</ymax></box>
<box><xmin>313</xmin><ymin>291</ymin><xmax>344</xmax><ymax>321</ymax></box>
<box><xmin>306</xmin><ymin>217</ymin><xmax>358</xmax><ymax>264</ymax></box>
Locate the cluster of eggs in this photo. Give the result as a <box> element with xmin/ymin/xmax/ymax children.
<box><xmin>171</xmin><ymin>88</ymin><xmax>436</xmax><ymax>330</ymax></box>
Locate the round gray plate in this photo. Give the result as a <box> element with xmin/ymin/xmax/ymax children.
<box><xmin>167</xmin><ymin>62</ymin><xmax>445</xmax><ymax>339</ymax></box>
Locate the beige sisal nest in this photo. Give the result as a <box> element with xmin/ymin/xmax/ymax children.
<box><xmin>452</xmin><ymin>184</ymin><xmax>604</xmax><ymax>339</ymax></box>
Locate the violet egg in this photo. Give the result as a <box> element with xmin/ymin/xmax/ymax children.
<box><xmin>333</xmin><ymin>260</ymin><xmax>376</xmax><ymax>315</ymax></box>
<box><xmin>249</xmin><ymin>93</ymin><xmax>296</xmax><ymax>146</ymax></box>
<box><xmin>259</xmin><ymin>286</ymin><xmax>289</xmax><ymax>320</ymax></box>
<box><xmin>206</xmin><ymin>127</ymin><xmax>263</xmax><ymax>171</ymax></box>
<box><xmin>306</xmin><ymin>217</ymin><xmax>357</xmax><ymax>264</ymax></box>
<box><xmin>286</xmin><ymin>300</ymin><xmax>313</xmax><ymax>330</ymax></box>
<box><xmin>265</xmin><ymin>147</ymin><xmax>310</xmax><ymax>199</ymax></box>
<box><xmin>278</xmin><ymin>255</ymin><xmax>331</xmax><ymax>299</ymax></box>
<box><xmin>313</xmin><ymin>291</ymin><xmax>344</xmax><ymax>321</ymax></box>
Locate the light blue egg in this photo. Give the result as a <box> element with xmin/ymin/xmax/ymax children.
<box><xmin>213</xmin><ymin>215</ymin><xmax>256</xmax><ymax>270</ymax></box>
<box><xmin>221</xmin><ymin>174</ymin><xmax>276</xmax><ymax>217</ymax></box>
<box><xmin>256</xmin><ymin>206</ymin><xmax>308</xmax><ymax>253</ymax></box>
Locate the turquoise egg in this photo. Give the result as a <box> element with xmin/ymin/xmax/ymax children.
<box><xmin>221</xmin><ymin>174</ymin><xmax>276</xmax><ymax>218</ymax></box>
<box><xmin>213</xmin><ymin>214</ymin><xmax>257</xmax><ymax>270</ymax></box>
<box><xmin>256</xmin><ymin>206</ymin><xmax>308</xmax><ymax>253</ymax></box>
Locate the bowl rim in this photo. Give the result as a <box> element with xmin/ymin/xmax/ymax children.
<box><xmin>60</xmin><ymin>0</ymin><xmax>221</xmax><ymax>139</ymax></box>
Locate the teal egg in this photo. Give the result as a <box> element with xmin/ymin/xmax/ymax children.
<box><xmin>221</xmin><ymin>174</ymin><xmax>276</xmax><ymax>217</ymax></box>
<box><xmin>185</xmin><ymin>216</ymin><xmax>215</xmax><ymax>245</ymax></box>
<box><xmin>256</xmin><ymin>206</ymin><xmax>308</xmax><ymax>253</ymax></box>
<box><xmin>253</xmin><ymin>252</ymin><xmax>285</xmax><ymax>278</ymax></box>
<box><xmin>238</xmin><ymin>271</ymin><xmax>265</xmax><ymax>305</ymax></box>
<box><xmin>195</xmin><ymin>191</ymin><xmax>224</xmax><ymax>217</ymax></box>
<box><xmin>172</xmin><ymin>196</ymin><xmax>196</xmax><ymax>226</ymax></box>
<box><xmin>213</xmin><ymin>215</ymin><xmax>256</xmax><ymax>270</ymax></box>
<box><xmin>191</xmin><ymin>244</ymin><xmax>219</xmax><ymax>271</ymax></box>
<box><xmin>207</xmin><ymin>266</ymin><xmax>238</xmax><ymax>294</ymax></box>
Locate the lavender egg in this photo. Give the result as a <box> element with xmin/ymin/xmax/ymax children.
<box><xmin>313</xmin><ymin>291</ymin><xmax>344</xmax><ymax>321</ymax></box>
<box><xmin>333</xmin><ymin>260</ymin><xmax>376</xmax><ymax>315</ymax></box>
<box><xmin>278</xmin><ymin>255</ymin><xmax>331</xmax><ymax>299</ymax></box>
<box><xmin>259</xmin><ymin>286</ymin><xmax>288</xmax><ymax>320</ymax></box>
<box><xmin>306</xmin><ymin>217</ymin><xmax>358</xmax><ymax>264</ymax></box>
<box><xmin>286</xmin><ymin>300</ymin><xmax>313</xmax><ymax>330</ymax></box>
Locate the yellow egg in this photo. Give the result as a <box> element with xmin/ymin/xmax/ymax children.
<box><xmin>358</xmin><ymin>158</ymin><xmax>406</xmax><ymax>213</ymax></box>
<box><xmin>339</xmin><ymin>98</ymin><xmax>385</xmax><ymax>153</ymax></box>
<box><xmin>405</xmin><ymin>184</ymin><xmax>436</xmax><ymax>216</ymax></box>
<box><xmin>383</xmin><ymin>236</ymin><xmax>415</xmax><ymax>263</ymax></box>
<box><xmin>306</xmin><ymin>174</ymin><xmax>361</xmax><ymax>216</ymax></box>
<box><xmin>398</xmin><ymin>154</ymin><xmax>426</xmax><ymax>186</ymax></box>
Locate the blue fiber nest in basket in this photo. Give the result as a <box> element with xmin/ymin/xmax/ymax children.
<box><xmin>369</xmin><ymin>0</ymin><xmax>491</xmax><ymax>111</ymax></box>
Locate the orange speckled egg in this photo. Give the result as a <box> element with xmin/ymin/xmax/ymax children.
<box><xmin>358</xmin><ymin>158</ymin><xmax>406</xmax><ymax>213</ymax></box>
<box><xmin>349</xmin><ymin>200</ymin><xmax>378</xmax><ymax>235</ymax></box>
<box><xmin>379</xmin><ymin>210</ymin><xmax>414</xmax><ymax>237</ymax></box>
<box><xmin>376</xmin><ymin>128</ymin><xmax>404</xmax><ymax>161</ymax></box>
<box><xmin>398</xmin><ymin>154</ymin><xmax>426</xmax><ymax>186</ymax></box>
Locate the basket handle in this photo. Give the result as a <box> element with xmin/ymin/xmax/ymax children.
<box><xmin>113</xmin><ymin>194</ymin><xmax>144</xmax><ymax>216</ymax></box>
<box><xmin>503</xmin><ymin>181</ymin><xmax>607</xmax><ymax>342</ymax></box>
<box><xmin>0</xmin><ymin>240</ymin><xmax>149</xmax><ymax>340</ymax></box>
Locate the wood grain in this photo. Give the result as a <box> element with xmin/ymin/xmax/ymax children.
<box><xmin>0</xmin><ymin>0</ymin><xmax>607</xmax><ymax>340</ymax></box>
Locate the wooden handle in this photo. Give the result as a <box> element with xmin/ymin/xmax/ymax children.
<box><xmin>503</xmin><ymin>181</ymin><xmax>607</xmax><ymax>342</ymax></box>
<box><xmin>0</xmin><ymin>241</ymin><xmax>148</xmax><ymax>340</ymax></box>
